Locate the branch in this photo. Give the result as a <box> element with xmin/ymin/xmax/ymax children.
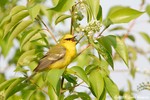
<box><xmin>70</xmin><ymin>6</ymin><xmax>75</xmax><ymax>35</ymax></box>
<box><xmin>37</xmin><ymin>15</ymin><xmax>58</xmax><ymax>43</ymax></box>
<box><xmin>97</xmin><ymin>26</ymin><xmax>109</xmax><ymax>37</ymax></box>
<box><xmin>75</xmin><ymin>44</ymin><xmax>91</xmax><ymax>59</ymax></box>
<box><xmin>60</xmin><ymin>81</ymin><xmax>85</xmax><ymax>93</ymax></box>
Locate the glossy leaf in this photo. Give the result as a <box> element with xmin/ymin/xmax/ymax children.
<box><xmin>109</xmin><ymin>26</ymin><xmax>126</xmax><ymax>31</ymax></box>
<box><xmin>21</xmin><ymin>85</ymin><xmax>36</xmax><ymax>100</ymax></box>
<box><xmin>10</xmin><ymin>6</ymin><xmax>26</xmax><ymax>16</ymax></box>
<box><xmin>3</xmin><ymin>10</ymin><xmax>29</xmax><ymax>38</ymax></box>
<box><xmin>105</xmin><ymin>35</ymin><xmax>129</xmax><ymax>66</ymax></box>
<box><xmin>78</xmin><ymin>92</ymin><xmax>91</xmax><ymax>100</ymax></box>
<box><xmin>55</xmin><ymin>14</ymin><xmax>71</xmax><ymax>25</ymax></box>
<box><xmin>49</xmin><ymin>0</ymin><xmax>75</xmax><ymax>12</ymax></box>
<box><xmin>104</xmin><ymin>6</ymin><xmax>125</xmax><ymax>26</ymax></box>
<box><xmin>97</xmin><ymin>5</ymin><xmax>102</xmax><ymax>21</ymax></box>
<box><xmin>89</xmin><ymin>69</ymin><xmax>104</xmax><ymax>99</ymax></box>
<box><xmin>0</xmin><ymin>78</ymin><xmax>16</xmax><ymax>91</ymax></box>
<box><xmin>52</xmin><ymin>0</ymin><xmax>59</xmax><ymax>6</ymax></box>
<box><xmin>17</xmin><ymin>49</ymin><xmax>37</xmax><ymax>66</ymax></box>
<box><xmin>99</xmin><ymin>88</ymin><xmax>106</xmax><ymax>100</ymax></box>
<box><xmin>7</xmin><ymin>19</ymin><xmax>33</xmax><ymax>48</ymax></box>
<box><xmin>86</xmin><ymin>0</ymin><xmax>100</xmax><ymax>19</ymax></box>
<box><xmin>5</xmin><ymin>78</ymin><xmax>25</xmax><ymax>99</ymax></box>
<box><xmin>20</xmin><ymin>29</ymin><xmax>40</xmax><ymax>49</ymax></box>
<box><xmin>47</xmin><ymin>68</ymin><xmax>65</xmax><ymax>95</ymax></box>
<box><xmin>48</xmin><ymin>84</ymin><xmax>58</xmax><ymax>100</ymax></box>
<box><xmin>0</xmin><ymin>6</ymin><xmax>26</xmax><ymax>28</ymax></box>
<box><xmin>104</xmin><ymin>76</ymin><xmax>119</xmax><ymax>99</ymax></box>
<box><xmin>140</xmin><ymin>32</ymin><xmax>150</xmax><ymax>44</ymax></box>
<box><xmin>109</xmin><ymin>7</ymin><xmax>144</xmax><ymax>23</ymax></box>
<box><xmin>92</xmin><ymin>42</ymin><xmax>114</xmax><ymax>69</ymax></box>
<box><xmin>146</xmin><ymin>4</ymin><xmax>150</xmax><ymax>17</ymax></box>
<box><xmin>65</xmin><ymin>94</ymin><xmax>78</xmax><ymax>100</ymax></box>
<box><xmin>97</xmin><ymin>36</ymin><xmax>112</xmax><ymax>54</ymax></box>
<box><xmin>0</xmin><ymin>15</ymin><xmax>11</xmax><ymax>28</ymax></box>
<box><xmin>85</xmin><ymin>64</ymin><xmax>98</xmax><ymax>75</ymax></box>
<box><xmin>28</xmin><ymin>4</ymin><xmax>41</xmax><ymax>20</ymax></box>
<box><xmin>63</xmin><ymin>74</ymin><xmax>77</xmax><ymax>84</ymax></box>
<box><xmin>70</xmin><ymin>66</ymin><xmax>90</xmax><ymax>86</ymax></box>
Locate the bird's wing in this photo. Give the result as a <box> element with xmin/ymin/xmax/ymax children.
<box><xmin>33</xmin><ymin>45</ymin><xmax>66</xmax><ymax>72</ymax></box>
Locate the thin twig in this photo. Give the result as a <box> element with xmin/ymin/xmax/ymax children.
<box><xmin>30</xmin><ymin>79</ymin><xmax>49</xmax><ymax>95</ymax></box>
<box><xmin>37</xmin><ymin>15</ymin><xmax>58</xmax><ymax>43</ymax></box>
<box><xmin>70</xmin><ymin>6</ymin><xmax>75</xmax><ymax>35</ymax></box>
<box><xmin>74</xmin><ymin>44</ymin><xmax>91</xmax><ymax>59</ymax></box>
<box><xmin>76</xmin><ymin>35</ymin><xmax>84</xmax><ymax>44</ymax></box>
<box><xmin>97</xmin><ymin>26</ymin><xmax>108</xmax><ymax>37</ymax></box>
<box><xmin>60</xmin><ymin>81</ymin><xmax>85</xmax><ymax>93</ymax></box>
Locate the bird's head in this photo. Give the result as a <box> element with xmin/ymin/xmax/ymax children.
<box><xmin>59</xmin><ymin>34</ymin><xmax>76</xmax><ymax>48</ymax></box>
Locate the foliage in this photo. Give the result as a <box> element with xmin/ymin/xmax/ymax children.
<box><xmin>0</xmin><ymin>0</ymin><xmax>150</xmax><ymax>100</ymax></box>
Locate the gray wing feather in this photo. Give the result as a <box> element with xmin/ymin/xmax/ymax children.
<box><xmin>34</xmin><ymin>45</ymin><xmax>66</xmax><ymax>72</ymax></box>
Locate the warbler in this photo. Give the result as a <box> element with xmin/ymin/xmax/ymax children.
<box><xmin>27</xmin><ymin>34</ymin><xmax>76</xmax><ymax>80</ymax></box>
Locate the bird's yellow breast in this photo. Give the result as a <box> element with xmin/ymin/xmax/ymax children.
<box><xmin>48</xmin><ymin>41</ymin><xmax>76</xmax><ymax>69</ymax></box>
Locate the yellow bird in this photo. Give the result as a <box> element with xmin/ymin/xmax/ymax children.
<box><xmin>27</xmin><ymin>34</ymin><xmax>76</xmax><ymax>80</ymax></box>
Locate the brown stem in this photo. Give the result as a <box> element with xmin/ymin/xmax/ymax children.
<box><xmin>97</xmin><ymin>26</ymin><xmax>108</xmax><ymax>37</ymax></box>
<box><xmin>37</xmin><ymin>15</ymin><xmax>58</xmax><ymax>43</ymax></box>
<box><xmin>70</xmin><ymin>6</ymin><xmax>75</xmax><ymax>35</ymax></box>
<box><xmin>75</xmin><ymin>44</ymin><xmax>91</xmax><ymax>59</ymax></box>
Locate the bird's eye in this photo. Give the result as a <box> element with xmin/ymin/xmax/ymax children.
<box><xmin>65</xmin><ymin>38</ymin><xmax>72</xmax><ymax>41</ymax></box>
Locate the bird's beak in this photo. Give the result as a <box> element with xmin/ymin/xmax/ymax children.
<box><xmin>71</xmin><ymin>36</ymin><xmax>77</xmax><ymax>42</ymax></box>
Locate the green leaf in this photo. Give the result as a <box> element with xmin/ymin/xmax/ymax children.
<box><xmin>22</xmin><ymin>85</ymin><xmax>36</xmax><ymax>100</ymax></box>
<box><xmin>63</xmin><ymin>74</ymin><xmax>77</xmax><ymax>84</ymax></box>
<box><xmin>140</xmin><ymin>32</ymin><xmax>150</xmax><ymax>44</ymax></box>
<box><xmin>127</xmin><ymin>35</ymin><xmax>135</xmax><ymax>42</ymax></box>
<box><xmin>109</xmin><ymin>7</ymin><xmax>144</xmax><ymax>23</ymax></box>
<box><xmin>107</xmin><ymin>6</ymin><xmax>125</xmax><ymax>17</ymax></box>
<box><xmin>17</xmin><ymin>49</ymin><xmax>37</xmax><ymax>66</ymax></box>
<box><xmin>99</xmin><ymin>88</ymin><xmax>106</xmax><ymax>100</ymax></box>
<box><xmin>92</xmin><ymin>42</ymin><xmax>114</xmax><ymax>69</ymax></box>
<box><xmin>49</xmin><ymin>0</ymin><xmax>75</xmax><ymax>12</ymax></box>
<box><xmin>104</xmin><ymin>76</ymin><xmax>119</xmax><ymax>100</ymax></box>
<box><xmin>0</xmin><ymin>78</ymin><xmax>16</xmax><ymax>91</ymax></box>
<box><xmin>85</xmin><ymin>64</ymin><xmax>98</xmax><ymax>75</ymax></box>
<box><xmin>47</xmin><ymin>68</ymin><xmax>65</xmax><ymax>95</ymax></box>
<box><xmin>55</xmin><ymin>14</ymin><xmax>71</xmax><ymax>25</ymax></box>
<box><xmin>89</xmin><ymin>69</ymin><xmax>104</xmax><ymax>99</ymax></box>
<box><xmin>86</xmin><ymin>0</ymin><xmax>100</xmax><ymax>19</ymax></box>
<box><xmin>48</xmin><ymin>84</ymin><xmax>58</xmax><ymax>100</ymax></box>
<box><xmin>65</xmin><ymin>94</ymin><xmax>78</xmax><ymax>100</ymax></box>
<box><xmin>146</xmin><ymin>4</ymin><xmax>150</xmax><ymax>17</ymax></box>
<box><xmin>78</xmin><ymin>92</ymin><xmax>91</xmax><ymax>100</ymax></box>
<box><xmin>0</xmin><ymin>6</ymin><xmax>26</xmax><ymax>28</ymax></box>
<box><xmin>104</xmin><ymin>6</ymin><xmax>124</xmax><ymax>26</ymax></box>
<box><xmin>105</xmin><ymin>35</ymin><xmax>129</xmax><ymax>66</ymax></box>
<box><xmin>5</xmin><ymin>78</ymin><xmax>25</xmax><ymax>99</ymax></box>
<box><xmin>97</xmin><ymin>36</ymin><xmax>112</xmax><ymax>54</ymax></box>
<box><xmin>28</xmin><ymin>4</ymin><xmax>41</xmax><ymax>20</ymax></box>
<box><xmin>3</xmin><ymin>10</ymin><xmax>29</xmax><ymax>38</ymax></box>
<box><xmin>7</xmin><ymin>19</ymin><xmax>33</xmax><ymax>49</ymax></box>
<box><xmin>69</xmin><ymin>66</ymin><xmax>90</xmax><ymax>86</ymax></box>
<box><xmin>52</xmin><ymin>0</ymin><xmax>60</xmax><ymax>6</ymax></box>
<box><xmin>10</xmin><ymin>6</ymin><xmax>26</xmax><ymax>16</ymax></box>
<box><xmin>109</xmin><ymin>26</ymin><xmax>126</xmax><ymax>32</ymax></box>
<box><xmin>20</xmin><ymin>29</ymin><xmax>41</xmax><ymax>49</ymax></box>
<box><xmin>97</xmin><ymin>5</ymin><xmax>102</xmax><ymax>21</ymax></box>
<box><xmin>0</xmin><ymin>74</ymin><xmax>5</xmax><ymax>83</ymax></box>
